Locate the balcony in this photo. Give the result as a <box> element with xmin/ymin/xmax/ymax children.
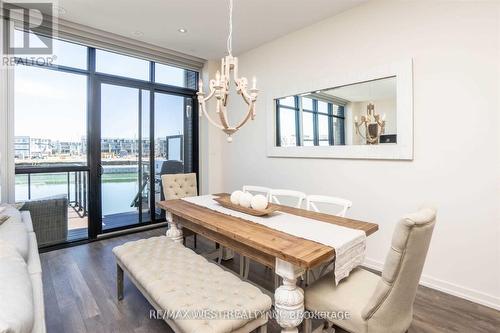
<box><xmin>15</xmin><ymin>166</ymin><xmax>154</xmax><ymax>244</ymax></box>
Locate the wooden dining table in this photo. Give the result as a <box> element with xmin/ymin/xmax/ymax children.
<box><xmin>157</xmin><ymin>193</ymin><xmax>378</xmax><ymax>333</ymax></box>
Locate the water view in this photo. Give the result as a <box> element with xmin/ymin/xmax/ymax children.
<box><xmin>15</xmin><ymin>169</ymin><xmax>141</xmax><ymax>216</ymax></box>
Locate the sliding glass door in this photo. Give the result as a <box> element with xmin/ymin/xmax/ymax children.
<box><xmin>153</xmin><ymin>92</ymin><xmax>194</xmax><ymax>219</ymax></box>
<box><xmin>99</xmin><ymin>84</ymin><xmax>151</xmax><ymax>231</ymax></box>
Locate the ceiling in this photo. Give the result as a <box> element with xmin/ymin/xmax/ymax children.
<box><xmin>323</xmin><ymin>77</ymin><xmax>397</xmax><ymax>102</ymax></box>
<box><xmin>50</xmin><ymin>0</ymin><xmax>366</xmax><ymax>59</ymax></box>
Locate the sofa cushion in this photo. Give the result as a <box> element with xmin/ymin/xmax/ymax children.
<box><xmin>27</xmin><ymin>232</ymin><xmax>42</xmax><ymax>275</ymax></box>
<box><xmin>20</xmin><ymin>211</ymin><xmax>34</xmax><ymax>233</ymax></box>
<box><xmin>0</xmin><ymin>204</ymin><xmax>22</xmax><ymax>223</ymax></box>
<box><xmin>0</xmin><ymin>219</ymin><xmax>30</xmax><ymax>262</ymax></box>
<box><xmin>0</xmin><ymin>216</ymin><xmax>9</xmax><ymax>226</ymax></box>
<box><xmin>30</xmin><ymin>272</ymin><xmax>45</xmax><ymax>333</ymax></box>
<box><xmin>0</xmin><ymin>240</ymin><xmax>35</xmax><ymax>333</ymax></box>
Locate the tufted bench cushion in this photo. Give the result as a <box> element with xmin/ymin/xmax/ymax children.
<box><xmin>113</xmin><ymin>236</ymin><xmax>272</xmax><ymax>333</ymax></box>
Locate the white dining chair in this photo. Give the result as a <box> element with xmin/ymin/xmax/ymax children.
<box><xmin>306</xmin><ymin>195</ymin><xmax>353</xmax><ymax>217</ymax></box>
<box><xmin>234</xmin><ymin>186</ymin><xmax>273</xmax><ymax>277</ymax></box>
<box><xmin>270</xmin><ymin>189</ymin><xmax>307</xmax><ymax>208</ymax></box>
<box><xmin>243</xmin><ymin>185</ymin><xmax>271</xmax><ymax>201</ymax></box>
<box><xmin>305</xmin><ymin>195</ymin><xmax>353</xmax><ymax>284</ymax></box>
<box><xmin>218</xmin><ymin>186</ymin><xmax>272</xmax><ymax>267</ymax></box>
<box><xmin>241</xmin><ymin>189</ymin><xmax>306</xmax><ymax>286</ymax></box>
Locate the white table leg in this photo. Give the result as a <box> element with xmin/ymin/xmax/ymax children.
<box><xmin>274</xmin><ymin>258</ymin><xmax>305</xmax><ymax>333</ymax></box>
<box><xmin>166</xmin><ymin>212</ymin><xmax>183</xmax><ymax>243</ymax></box>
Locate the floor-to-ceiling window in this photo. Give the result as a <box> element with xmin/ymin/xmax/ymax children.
<box><xmin>14</xmin><ymin>35</ymin><xmax>90</xmax><ymax>242</ymax></box>
<box><xmin>11</xmin><ymin>30</ymin><xmax>199</xmax><ymax>246</ymax></box>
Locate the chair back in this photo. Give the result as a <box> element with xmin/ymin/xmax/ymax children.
<box><xmin>160</xmin><ymin>160</ymin><xmax>184</xmax><ymax>175</ymax></box>
<box><xmin>306</xmin><ymin>195</ymin><xmax>352</xmax><ymax>217</ymax></box>
<box><xmin>242</xmin><ymin>185</ymin><xmax>271</xmax><ymax>201</ymax></box>
<box><xmin>361</xmin><ymin>207</ymin><xmax>437</xmax><ymax>332</ymax></box>
<box><xmin>161</xmin><ymin>173</ymin><xmax>198</xmax><ymax>200</ymax></box>
<box><xmin>269</xmin><ymin>189</ymin><xmax>306</xmax><ymax>208</ymax></box>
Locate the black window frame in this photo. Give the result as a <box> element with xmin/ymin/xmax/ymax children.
<box><xmin>10</xmin><ymin>29</ymin><xmax>200</xmax><ymax>244</ymax></box>
<box><xmin>276</xmin><ymin>95</ymin><xmax>300</xmax><ymax>147</ymax></box>
<box><xmin>275</xmin><ymin>95</ymin><xmax>345</xmax><ymax>147</ymax></box>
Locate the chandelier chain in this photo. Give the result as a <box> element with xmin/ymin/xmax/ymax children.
<box><xmin>227</xmin><ymin>0</ymin><xmax>233</xmax><ymax>56</ymax></box>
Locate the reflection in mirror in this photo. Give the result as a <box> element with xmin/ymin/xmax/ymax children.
<box><xmin>275</xmin><ymin>76</ymin><xmax>396</xmax><ymax>147</ymax></box>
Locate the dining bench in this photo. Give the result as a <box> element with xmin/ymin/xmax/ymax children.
<box><xmin>113</xmin><ymin>236</ymin><xmax>272</xmax><ymax>333</ymax></box>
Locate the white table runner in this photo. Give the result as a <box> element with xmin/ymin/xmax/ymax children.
<box><xmin>182</xmin><ymin>195</ymin><xmax>366</xmax><ymax>284</ymax></box>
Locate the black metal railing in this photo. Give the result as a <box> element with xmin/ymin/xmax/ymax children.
<box><xmin>69</xmin><ymin>171</ymin><xmax>88</xmax><ymax>218</ymax></box>
<box><xmin>15</xmin><ymin>167</ymin><xmax>88</xmax><ymax>218</ymax></box>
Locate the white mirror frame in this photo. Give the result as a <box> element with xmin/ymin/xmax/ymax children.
<box><xmin>266</xmin><ymin>59</ymin><xmax>413</xmax><ymax>160</ymax></box>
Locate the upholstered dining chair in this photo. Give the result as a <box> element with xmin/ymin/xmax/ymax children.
<box><xmin>161</xmin><ymin>173</ymin><xmax>198</xmax><ymax>246</ymax></box>
<box><xmin>159</xmin><ymin>160</ymin><xmax>185</xmax><ymax>201</ymax></box>
<box><xmin>269</xmin><ymin>189</ymin><xmax>306</xmax><ymax>208</ymax></box>
<box><xmin>243</xmin><ymin>185</ymin><xmax>271</xmax><ymax>201</ymax></box>
<box><xmin>304</xmin><ymin>207</ymin><xmax>437</xmax><ymax>333</ymax></box>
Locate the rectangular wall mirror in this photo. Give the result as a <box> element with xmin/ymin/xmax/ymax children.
<box><xmin>267</xmin><ymin>60</ymin><xmax>413</xmax><ymax>160</ymax></box>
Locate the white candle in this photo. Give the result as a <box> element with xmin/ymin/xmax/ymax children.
<box><xmin>215</xmin><ymin>71</ymin><xmax>220</xmax><ymax>83</ymax></box>
<box><xmin>354</xmin><ymin>116</ymin><xmax>358</xmax><ymax>123</ymax></box>
<box><xmin>198</xmin><ymin>79</ymin><xmax>203</xmax><ymax>93</ymax></box>
<box><xmin>252</xmin><ymin>76</ymin><xmax>257</xmax><ymax>89</ymax></box>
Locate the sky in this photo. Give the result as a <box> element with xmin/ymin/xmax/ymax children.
<box><xmin>14</xmin><ymin>52</ymin><xmax>188</xmax><ymax>141</ymax></box>
<box><xmin>14</xmin><ymin>33</ymin><xmax>188</xmax><ymax>142</ymax></box>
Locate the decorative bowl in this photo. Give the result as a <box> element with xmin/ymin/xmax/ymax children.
<box><xmin>213</xmin><ymin>195</ymin><xmax>279</xmax><ymax>217</ymax></box>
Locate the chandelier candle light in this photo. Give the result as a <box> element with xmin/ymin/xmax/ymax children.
<box><xmin>197</xmin><ymin>0</ymin><xmax>259</xmax><ymax>143</ymax></box>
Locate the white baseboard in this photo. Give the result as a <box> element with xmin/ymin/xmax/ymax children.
<box><xmin>363</xmin><ymin>257</ymin><xmax>500</xmax><ymax>311</ymax></box>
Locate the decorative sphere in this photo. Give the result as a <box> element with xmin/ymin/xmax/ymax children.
<box><xmin>251</xmin><ymin>194</ymin><xmax>268</xmax><ymax>211</ymax></box>
<box><xmin>230</xmin><ymin>190</ymin><xmax>244</xmax><ymax>205</ymax></box>
<box><xmin>227</xmin><ymin>136</ymin><xmax>233</xmax><ymax>143</ymax></box>
<box><xmin>239</xmin><ymin>192</ymin><xmax>253</xmax><ymax>208</ymax></box>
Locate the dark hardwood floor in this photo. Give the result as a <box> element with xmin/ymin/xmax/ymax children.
<box><xmin>40</xmin><ymin>228</ymin><xmax>500</xmax><ymax>333</ymax></box>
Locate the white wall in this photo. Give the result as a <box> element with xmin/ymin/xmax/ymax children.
<box><xmin>208</xmin><ymin>1</ymin><xmax>500</xmax><ymax>309</ymax></box>
<box><xmin>199</xmin><ymin>60</ymin><xmax>225</xmax><ymax>195</ymax></box>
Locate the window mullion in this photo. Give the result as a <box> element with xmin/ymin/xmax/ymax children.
<box><xmin>328</xmin><ymin>103</ymin><xmax>334</xmax><ymax>145</ymax></box>
<box><xmin>295</xmin><ymin>96</ymin><xmax>301</xmax><ymax>146</ymax></box>
<box><xmin>313</xmin><ymin>100</ymin><xmax>319</xmax><ymax>146</ymax></box>
<box><xmin>275</xmin><ymin>100</ymin><xmax>281</xmax><ymax>146</ymax></box>
<box><xmin>338</xmin><ymin>105</ymin><xmax>345</xmax><ymax>145</ymax></box>
<box><xmin>150</xmin><ymin>61</ymin><xmax>155</xmax><ymax>83</ymax></box>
